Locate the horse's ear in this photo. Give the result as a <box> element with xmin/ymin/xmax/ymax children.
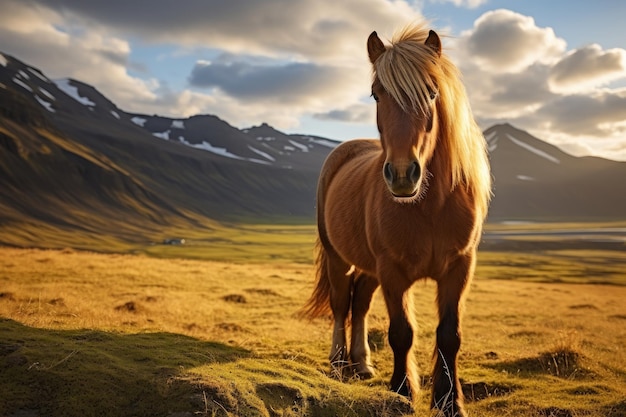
<box><xmin>367</xmin><ymin>31</ymin><xmax>386</xmax><ymax>64</ymax></box>
<box><xmin>425</xmin><ymin>30</ymin><xmax>442</xmax><ymax>57</ymax></box>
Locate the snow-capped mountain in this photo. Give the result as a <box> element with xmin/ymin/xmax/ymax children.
<box><xmin>1</xmin><ymin>50</ymin><xmax>626</xmax><ymax>249</ymax></box>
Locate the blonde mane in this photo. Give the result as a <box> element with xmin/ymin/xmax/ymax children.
<box><xmin>373</xmin><ymin>24</ymin><xmax>492</xmax><ymax>217</ymax></box>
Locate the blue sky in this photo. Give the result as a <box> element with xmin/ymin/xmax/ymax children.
<box><xmin>1</xmin><ymin>0</ymin><xmax>626</xmax><ymax>160</ymax></box>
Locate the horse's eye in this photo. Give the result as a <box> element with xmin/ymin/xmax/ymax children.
<box><xmin>371</xmin><ymin>92</ymin><xmax>379</xmax><ymax>102</ymax></box>
<box><xmin>429</xmin><ymin>90</ymin><xmax>438</xmax><ymax>101</ymax></box>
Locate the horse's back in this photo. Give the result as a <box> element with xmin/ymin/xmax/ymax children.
<box><xmin>318</xmin><ymin>139</ymin><xmax>381</xmax><ymax>194</ymax></box>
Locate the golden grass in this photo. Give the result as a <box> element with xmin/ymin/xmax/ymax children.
<box><xmin>0</xmin><ymin>243</ymin><xmax>625</xmax><ymax>416</ymax></box>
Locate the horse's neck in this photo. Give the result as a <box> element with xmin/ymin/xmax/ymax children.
<box><xmin>425</xmin><ymin>132</ymin><xmax>454</xmax><ymax>208</ymax></box>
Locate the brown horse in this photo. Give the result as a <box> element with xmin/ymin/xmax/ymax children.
<box><xmin>302</xmin><ymin>23</ymin><xmax>491</xmax><ymax>417</ymax></box>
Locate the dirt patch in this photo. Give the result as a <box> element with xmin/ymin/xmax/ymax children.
<box><xmin>222</xmin><ymin>294</ymin><xmax>247</xmax><ymax>304</ymax></box>
<box><xmin>215</xmin><ymin>322</ymin><xmax>247</xmax><ymax>333</ymax></box>
<box><xmin>244</xmin><ymin>288</ymin><xmax>281</xmax><ymax>297</ymax></box>
<box><xmin>568</xmin><ymin>304</ymin><xmax>598</xmax><ymax>310</ymax></box>
<box><xmin>0</xmin><ymin>292</ymin><xmax>15</xmax><ymax>301</ymax></box>
<box><xmin>115</xmin><ymin>301</ymin><xmax>140</xmax><ymax>313</ymax></box>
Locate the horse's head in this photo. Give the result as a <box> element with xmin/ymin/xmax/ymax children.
<box><xmin>368</xmin><ymin>29</ymin><xmax>442</xmax><ymax>200</ymax></box>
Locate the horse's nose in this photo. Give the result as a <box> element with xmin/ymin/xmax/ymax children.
<box><xmin>406</xmin><ymin>161</ymin><xmax>421</xmax><ymax>184</ymax></box>
<box><xmin>384</xmin><ymin>162</ymin><xmax>395</xmax><ymax>184</ymax></box>
<box><xmin>383</xmin><ymin>160</ymin><xmax>421</xmax><ymax>197</ymax></box>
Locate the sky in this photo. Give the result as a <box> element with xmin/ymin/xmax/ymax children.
<box><xmin>1</xmin><ymin>0</ymin><xmax>626</xmax><ymax>161</ymax></box>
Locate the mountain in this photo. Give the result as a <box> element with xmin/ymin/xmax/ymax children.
<box><xmin>485</xmin><ymin>123</ymin><xmax>626</xmax><ymax>220</ymax></box>
<box><xmin>1</xmin><ymin>51</ymin><xmax>626</xmax><ymax>250</ymax></box>
<box><xmin>0</xmin><ymin>52</ymin><xmax>337</xmax><ymax>248</ymax></box>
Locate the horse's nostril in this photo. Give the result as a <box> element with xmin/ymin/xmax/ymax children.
<box><xmin>407</xmin><ymin>161</ymin><xmax>421</xmax><ymax>184</ymax></box>
<box><xmin>384</xmin><ymin>162</ymin><xmax>394</xmax><ymax>183</ymax></box>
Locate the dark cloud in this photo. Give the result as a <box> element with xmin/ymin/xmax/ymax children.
<box><xmin>549</xmin><ymin>44</ymin><xmax>626</xmax><ymax>90</ymax></box>
<box><xmin>313</xmin><ymin>104</ymin><xmax>373</xmax><ymax>123</ymax></box>
<box><xmin>534</xmin><ymin>90</ymin><xmax>626</xmax><ymax>136</ymax></box>
<box><xmin>188</xmin><ymin>56</ymin><xmax>345</xmax><ymax>102</ymax></box>
<box><xmin>490</xmin><ymin>64</ymin><xmax>556</xmax><ymax>107</ymax></box>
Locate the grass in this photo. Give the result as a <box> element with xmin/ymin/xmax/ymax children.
<box><xmin>0</xmin><ymin>222</ymin><xmax>625</xmax><ymax>416</ymax></box>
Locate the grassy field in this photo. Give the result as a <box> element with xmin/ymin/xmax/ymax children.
<box><xmin>0</xmin><ymin>223</ymin><xmax>625</xmax><ymax>416</ymax></box>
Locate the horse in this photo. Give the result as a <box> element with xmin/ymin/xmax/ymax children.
<box><xmin>302</xmin><ymin>23</ymin><xmax>491</xmax><ymax>417</ymax></box>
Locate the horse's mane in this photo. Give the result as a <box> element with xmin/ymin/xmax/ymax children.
<box><xmin>373</xmin><ymin>23</ymin><xmax>492</xmax><ymax>217</ymax></box>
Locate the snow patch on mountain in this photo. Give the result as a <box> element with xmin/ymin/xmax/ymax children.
<box><xmin>248</xmin><ymin>146</ymin><xmax>275</xmax><ymax>162</ymax></box>
<box><xmin>485</xmin><ymin>131</ymin><xmax>498</xmax><ymax>152</ymax></box>
<box><xmin>131</xmin><ymin>116</ymin><xmax>147</xmax><ymax>127</ymax></box>
<box><xmin>110</xmin><ymin>110</ymin><xmax>120</xmax><ymax>119</ymax></box>
<box><xmin>171</xmin><ymin>120</ymin><xmax>185</xmax><ymax>129</ymax></box>
<box><xmin>307</xmin><ymin>137</ymin><xmax>338</xmax><ymax>148</ymax></box>
<box><xmin>28</xmin><ymin>68</ymin><xmax>50</xmax><ymax>83</ymax></box>
<box><xmin>288</xmin><ymin>140</ymin><xmax>309</xmax><ymax>152</ymax></box>
<box><xmin>12</xmin><ymin>77</ymin><xmax>32</xmax><ymax>92</ymax></box>
<box><xmin>506</xmin><ymin>134</ymin><xmax>560</xmax><ymax>164</ymax></box>
<box><xmin>153</xmin><ymin>130</ymin><xmax>170</xmax><ymax>140</ymax></box>
<box><xmin>0</xmin><ymin>54</ymin><xmax>7</xmax><ymax>67</ymax></box>
<box><xmin>516</xmin><ymin>175</ymin><xmax>535</xmax><ymax>181</ymax></box>
<box><xmin>54</xmin><ymin>79</ymin><xmax>95</xmax><ymax>106</ymax></box>
<box><xmin>35</xmin><ymin>95</ymin><xmax>55</xmax><ymax>112</ymax></box>
<box><xmin>39</xmin><ymin>87</ymin><xmax>55</xmax><ymax>101</ymax></box>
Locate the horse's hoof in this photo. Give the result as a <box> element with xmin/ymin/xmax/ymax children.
<box><xmin>353</xmin><ymin>363</ymin><xmax>376</xmax><ymax>379</ymax></box>
<box><xmin>391</xmin><ymin>381</ymin><xmax>411</xmax><ymax>398</ymax></box>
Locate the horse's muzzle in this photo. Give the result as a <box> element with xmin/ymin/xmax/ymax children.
<box><xmin>383</xmin><ymin>161</ymin><xmax>421</xmax><ymax>198</ymax></box>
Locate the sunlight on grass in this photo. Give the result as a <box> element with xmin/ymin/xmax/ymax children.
<box><xmin>0</xmin><ymin>220</ymin><xmax>625</xmax><ymax>416</ymax></box>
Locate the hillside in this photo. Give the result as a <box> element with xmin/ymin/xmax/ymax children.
<box><xmin>1</xmin><ymin>51</ymin><xmax>626</xmax><ymax>249</ymax></box>
<box><xmin>0</xmin><ymin>53</ymin><xmax>336</xmax><ymax>248</ymax></box>
<box><xmin>485</xmin><ymin>123</ymin><xmax>626</xmax><ymax>220</ymax></box>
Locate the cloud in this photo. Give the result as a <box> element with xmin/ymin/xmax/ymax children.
<box><xmin>313</xmin><ymin>103</ymin><xmax>374</xmax><ymax>123</ymax></box>
<box><xmin>460</xmin><ymin>9</ymin><xmax>566</xmax><ymax>72</ymax></box>
<box><xmin>188</xmin><ymin>55</ymin><xmax>349</xmax><ymax>103</ymax></box>
<box><xmin>16</xmin><ymin>0</ymin><xmax>421</xmax><ymax>62</ymax></box>
<box><xmin>536</xmin><ymin>89</ymin><xmax>626</xmax><ymax>137</ymax></box>
<box><xmin>549</xmin><ymin>44</ymin><xmax>626</xmax><ymax>92</ymax></box>
<box><xmin>451</xmin><ymin>8</ymin><xmax>626</xmax><ymax>159</ymax></box>
<box><xmin>0</xmin><ymin>2</ymin><xmax>158</xmax><ymax>108</ymax></box>
<box><xmin>430</xmin><ymin>0</ymin><xmax>488</xmax><ymax>8</ymax></box>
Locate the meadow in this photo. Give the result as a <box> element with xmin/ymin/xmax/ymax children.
<box><xmin>0</xmin><ymin>223</ymin><xmax>625</xmax><ymax>417</ymax></box>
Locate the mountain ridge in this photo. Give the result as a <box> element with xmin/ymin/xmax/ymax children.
<box><xmin>1</xmin><ymin>50</ymin><xmax>626</xmax><ymax>249</ymax></box>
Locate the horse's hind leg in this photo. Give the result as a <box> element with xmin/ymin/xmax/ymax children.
<box><xmin>326</xmin><ymin>252</ymin><xmax>353</xmax><ymax>378</ymax></box>
<box><xmin>350</xmin><ymin>272</ymin><xmax>379</xmax><ymax>378</ymax></box>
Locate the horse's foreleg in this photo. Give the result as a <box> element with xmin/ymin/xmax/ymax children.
<box><xmin>327</xmin><ymin>253</ymin><xmax>353</xmax><ymax>378</ymax></box>
<box><xmin>432</xmin><ymin>253</ymin><xmax>474</xmax><ymax>417</ymax></box>
<box><xmin>380</xmin><ymin>275</ymin><xmax>418</xmax><ymax>400</ymax></box>
<box><xmin>350</xmin><ymin>273</ymin><xmax>379</xmax><ymax>378</ymax></box>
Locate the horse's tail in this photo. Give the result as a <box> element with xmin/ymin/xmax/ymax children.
<box><xmin>300</xmin><ymin>237</ymin><xmax>332</xmax><ymax>319</ymax></box>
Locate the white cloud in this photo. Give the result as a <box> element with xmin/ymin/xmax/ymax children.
<box><xmin>451</xmin><ymin>9</ymin><xmax>626</xmax><ymax>160</ymax></box>
<box><xmin>459</xmin><ymin>9</ymin><xmax>566</xmax><ymax>73</ymax></box>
